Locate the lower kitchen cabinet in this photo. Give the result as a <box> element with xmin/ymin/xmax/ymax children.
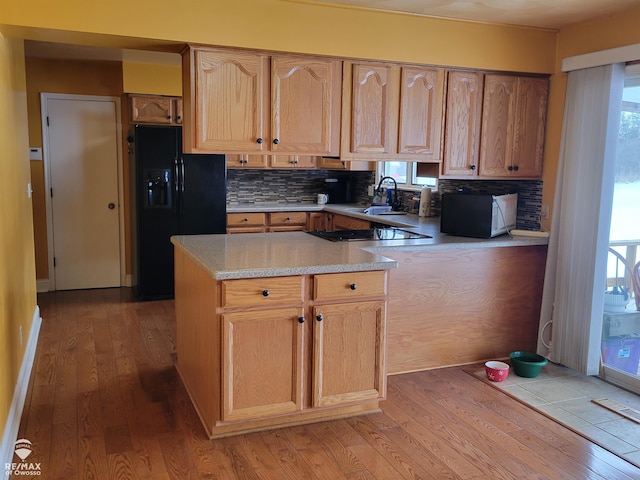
<box><xmin>174</xmin><ymin>248</ymin><xmax>388</xmax><ymax>438</ymax></box>
<box><xmin>312</xmin><ymin>301</ymin><xmax>386</xmax><ymax>407</ymax></box>
<box><xmin>222</xmin><ymin>307</ymin><xmax>304</xmax><ymax>422</ymax></box>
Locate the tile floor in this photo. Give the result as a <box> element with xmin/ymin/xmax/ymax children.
<box><xmin>473</xmin><ymin>362</ymin><xmax>640</xmax><ymax>468</ymax></box>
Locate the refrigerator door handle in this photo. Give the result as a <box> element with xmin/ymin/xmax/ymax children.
<box><xmin>173</xmin><ymin>157</ymin><xmax>179</xmax><ymax>214</ymax></box>
<box><xmin>179</xmin><ymin>157</ymin><xmax>185</xmax><ymax>215</ymax></box>
<box><xmin>180</xmin><ymin>157</ymin><xmax>185</xmax><ymax>193</ymax></box>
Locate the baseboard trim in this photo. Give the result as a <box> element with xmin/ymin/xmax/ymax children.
<box><xmin>0</xmin><ymin>306</ymin><xmax>41</xmax><ymax>468</ymax></box>
<box><xmin>36</xmin><ymin>279</ymin><xmax>49</xmax><ymax>293</ymax></box>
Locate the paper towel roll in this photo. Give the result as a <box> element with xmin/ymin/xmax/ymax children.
<box><xmin>418</xmin><ymin>187</ymin><xmax>431</xmax><ymax>217</ymax></box>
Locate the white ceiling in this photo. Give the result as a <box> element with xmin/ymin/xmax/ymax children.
<box><xmin>307</xmin><ymin>0</ymin><xmax>640</xmax><ymax>29</ymax></box>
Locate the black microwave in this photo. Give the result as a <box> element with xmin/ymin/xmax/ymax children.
<box><xmin>440</xmin><ymin>193</ymin><xmax>518</xmax><ymax>238</ymax></box>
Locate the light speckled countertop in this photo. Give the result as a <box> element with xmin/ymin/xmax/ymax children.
<box><xmin>174</xmin><ymin>204</ymin><xmax>548</xmax><ymax>280</ymax></box>
<box><xmin>171</xmin><ymin>232</ymin><xmax>398</xmax><ymax>280</ymax></box>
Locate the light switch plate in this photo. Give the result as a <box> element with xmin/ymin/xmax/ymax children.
<box><xmin>29</xmin><ymin>147</ymin><xmax>42</xmax><ymax>160</ymax></box>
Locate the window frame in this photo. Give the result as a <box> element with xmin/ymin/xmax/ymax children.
<box><xmin>377</xmin><ymin>161</ymin><xmax>437</xmax><ymax>191</ymax></box>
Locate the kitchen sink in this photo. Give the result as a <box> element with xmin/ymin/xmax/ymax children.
<box><xmin>360</xmin><ymin>206</ymin><xmax>407</xmax><ymax>215</ymax></box>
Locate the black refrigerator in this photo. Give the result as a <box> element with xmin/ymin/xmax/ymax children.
<box><xmin>134</xmin><ymin>124</ymin><xmax>226</xmax><ymax>300</ymax></box>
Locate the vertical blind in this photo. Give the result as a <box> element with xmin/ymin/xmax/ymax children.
<box><xmin>537</xmin><ymin>63</ymin><xmax>625</xmax><ymax>375</ymax></box>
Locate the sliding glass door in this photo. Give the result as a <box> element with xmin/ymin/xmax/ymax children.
<box><xmin>600</xmin><ymin>66</ymin><xmax>640</xmax><ymax>392</ymax></box>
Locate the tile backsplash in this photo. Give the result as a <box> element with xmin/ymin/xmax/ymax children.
<box><xmin>227</xmin><ymin>169</ymin><xmax>374</xmax><ymax>205</ymax></box>
<box><xmin>228</xmin><ymin>169</ymin><xmax>542</xmax><ymax>230</ymax></box>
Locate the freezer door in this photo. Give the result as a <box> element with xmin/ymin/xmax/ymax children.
<box><xmin>134</xmin><ymin>125</ymin><xmax>180</xmax><ymax>299</ymax></box>
<box><xmin>178</xmin><ymin>154</ymin><xmax>227</xmax><ymax>234</ymax></box>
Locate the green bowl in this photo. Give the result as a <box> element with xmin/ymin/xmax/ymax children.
<box><xmin>509</xmin><ymin>351</ymin><xmax>548</xmax><ymax>378</ymax></box>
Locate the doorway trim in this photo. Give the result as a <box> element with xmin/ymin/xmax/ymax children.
<box><xmin>40</xmin><ymin>93</ymin><xmax>126</xmax><ymax>291</ymax></box>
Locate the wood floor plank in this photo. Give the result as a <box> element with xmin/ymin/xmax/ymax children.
<box><xmin>17</xmin><ymin>288</ymin><xmax>640</xmax><ymax>480</ymax></box>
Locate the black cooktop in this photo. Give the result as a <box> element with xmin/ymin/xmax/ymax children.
<box><xmin>307</xmin><ymin>227</ymin><xmax>431</xmax><ymax>242</ymax></box>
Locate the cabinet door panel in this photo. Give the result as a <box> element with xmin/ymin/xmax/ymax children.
<box><xmin>513</xmin><ymin>77</ymin><xmax>548</xmax><ymax>177</ymax></box>
<box><xmin>351</xmin><ymin>64</ymin><xmax>393</xmax><ymax>153</ymax></box>
<box><xmin>222</xmin><ymin>308</ymin><xmax>304</xmax><ymax>421</ymax></box>
<box><xmin>271</xmin><ymin>57</ymin><xmax>341</xmax><ymax>155</ymax></box>
<box><xmin>313</xmin><ymin>301</ymin><xmax>386</xmax><ymax>407</ymax></box>
<box><xmin>131</xmin><ymin>95</ymin><xmax>174</xmax><ymax>124</ymax></box>
<box><xmin>479</xmin><ymin>75</ymin><xmax>517</xmax><ymax>177</ymax></box>
<box><xmin>399</xmin><ymin>67</ymin><xmax>445</xmax><ymax>158</ymax></box>
<box><xmin>194</xmin><ymin>50</ymin><xmax>268</xmax><ymax>152</ymax></box>
<box><xmin>442</xmin><ymin>71</ymin><xmax>483</xmax><ymax>176</ymax></box>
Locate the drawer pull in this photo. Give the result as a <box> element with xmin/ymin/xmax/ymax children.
<box><xmin>262</xmin><ymin>290</ymin><xmax>270</xmax><ymax>297</ymax></box>
<box><xmin>350</xmin><ymin>283</ymin><xmax>357</xmax><ymax>290</ymax></box>
<box><xmin>298</xmin><ymin>317</ymin><xmax>305</xmax><ymax>324</ymax></box>
<box><xmin>316</xmin><ymin>314</ymin><xmax>323</xmax><ymax>322</ymax></box>
<box><xmin>243</xmin><ymin>217</ymin><xmax>249</xmax><ymax>222</ymax></box>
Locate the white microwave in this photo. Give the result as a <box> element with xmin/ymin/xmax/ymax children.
<box><xmin>440</xmin><ymin>193</ymin><xmax>518</xmax><ymax>238</ymax></box>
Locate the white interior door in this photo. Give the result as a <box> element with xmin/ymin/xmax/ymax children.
<box><xmin>43</xmin><ymin>94</ymin><xmax>123</xmax><ymax>290</ymax></box>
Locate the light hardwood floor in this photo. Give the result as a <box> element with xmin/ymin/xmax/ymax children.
<box><xmin>15</xmin><ymin>288</ymin><xmax>640</xmax><ymax>479</ymax></box>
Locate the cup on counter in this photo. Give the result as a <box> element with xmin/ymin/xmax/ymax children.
<box><xmin>317</xmin><ymin>193</ymin><xmax>329</xmax><ymax>205</ymax></box>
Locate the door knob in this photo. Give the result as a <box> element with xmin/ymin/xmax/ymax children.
<box><xmin>108</xmin><ymin>203</ymin><xmax>116</xmax><ymax>209</ymax></box>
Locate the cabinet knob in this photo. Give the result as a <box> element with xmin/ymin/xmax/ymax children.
<box><xmin>316</xmin><ymin>314</ymin><xmax>323</xmax><ymax>322</ymax></box>
<box><xmin>243</xmin><ymin>217</ymin><xmax>249</xmax><ymax>222</ymax></box>
<box><xmin>508</xmin><ymin>165</ymin><xmax>514</xmax><ymax>171</ymax></box>
<box><xmin>273</xmin><ymin>138</ymin><xmax>280</xmax><ymax>145</ymax></box>
<box><xmin>167</xmin><ymin>115</ymin><xmax>171</xmax><ymax>119</ymax></box>
<box><xmin>470</xmin><ymin>165</ymin><xmax>476</xmax><ymax>170</ymax></box>
<box><xmin>513</xmin><ymin>165</ymin><xmax>519</xmax><ymax>171</ymax></box>
<box><xmin>298</xmin><ymin>317</ymin><xmax>305</xmax><ymax>324</ymax></box>
<box><xmin>350</xmin><ymin>283</ymin><xmax>357</xmax><ymax>290</ymax></box>
<box><xmin>257</xmin><ymin>137</ymin><xmax>263</xmax><ymax>144</ymax></box>
<box><xmin>262</xmin><ymin>290</ymin><xmax>270</xmax><ymax>297</ymax></box>
<box><xmin>286</xmin><ymin>217</ymin><xmax>291</xmax><ymax>221</ymax></box>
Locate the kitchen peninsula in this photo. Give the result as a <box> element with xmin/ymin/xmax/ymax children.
<box><xmin>171</xmin><ymin>232</ymin><xmax>395</xmax><ymax>438</ymax></box>
<box><xmin>171</xmin><ymin>212</ymin><xmax>548</xmax><ymax>437</ymax></box>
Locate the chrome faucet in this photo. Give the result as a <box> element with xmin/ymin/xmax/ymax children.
<box><xmin>374</xmin><ymin>176</ymin><xmax>400</xmax><ymax>210</ymax></box>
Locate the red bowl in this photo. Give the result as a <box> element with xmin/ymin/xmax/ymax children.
<box><xmin>485</xmin><ymin>361</ymin><xmax>510</xmax><ymax>382</ymax></box>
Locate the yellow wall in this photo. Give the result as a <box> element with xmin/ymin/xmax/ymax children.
<box><xmin>0</xmin><ymin>35</ymin><xmax>37</xmax><ymax>445</ymax></box>
<box><xmin>122</xmin><ymin>62</ymin><xmax>181</xmax><ymax>96</ymax></box>
<box><xmin>1</xmin><ymin>0</ymin><xmax>557</xmax><ymax>74</ymax></box>
<box><xmin>25</xmin><ymin>58</ymin><xmax>124</xmax><ymax>279</ymax></box>
<box><xmin>538</xmin><ymin>6</ymin><xmax>640</xmax><ymax>231</ymax></box>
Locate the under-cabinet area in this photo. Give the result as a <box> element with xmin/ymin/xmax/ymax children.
<box><xmin>172</xmin><ymin>236</ymin><xmax>391</xmax><ymax>438</ymax></box>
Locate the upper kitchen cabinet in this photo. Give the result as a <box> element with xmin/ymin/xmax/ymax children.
<box><xmin>441</xmin><ymin>71</ymin><xmax>484</xmax><ymax>177</ymax></box>
<box><xmin>398</xmin><ymin>66</ymin><xmax>445</xmax><ymax>160</ymax></box>
<box><xmin>182</xmin><ymin>46</ymin><xmax>342</xmax><ymax>156</ymax></box>
<box><xmin>183</xmin><ymin>48</ymin><xmax>269</xmax><ymax>153</ymax></box>
<box><xmin>270</xmin><ymin>56</ymin><xmax>341</xmax><ymax>155</ymax></box>
<box><xmin>342</xmin><ymin>62</ymin><xmax>399</xmax><ymax>157</ymax></box>
<box><xmin>130</xmin><ymin>94</ymin><xmax>183</xmax><ymax>125</ymax></box>
<box><xmin>341</xmin><ymin>61</ymin><xmax>445</xmax><ymax>162</ymax></box>
<box><xmin>479</xmin><ymin>74</ymin><xmax>548</xmax><ymax>178</ymax></box>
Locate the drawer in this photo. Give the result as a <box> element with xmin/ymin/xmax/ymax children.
<box><xmin>268</xmin><ymin>211</ymin><xmax>307</xmax><ymax>226</ymax></box>
<box><xmin>227</xmin><ymin>226</ymin><xmax>266</xmax><ymax>234</ymax></box>
<box><xmin>314</xmin><ymin>271</ymin><xmax>387</xmax><ymax>301</ymax></box>
<box><xmin>227</xmin><ymin>213</ymin><xmax>266</xmax><ymax>228</ymax></box>
<box><xmin>221</xmin><ymin>276</ymin><xmax>304</xmax><ymax>308</ymax></box>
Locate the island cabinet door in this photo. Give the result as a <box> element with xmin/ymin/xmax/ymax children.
<box><xmin>312</xmin><ymin>301</ymin><xmax>387</xmax><ymax>408</ymax></box>
<box><xmin>221</xmin><ymin>307</ymin><xmax>305</xmax><ymax>422</ymax></box>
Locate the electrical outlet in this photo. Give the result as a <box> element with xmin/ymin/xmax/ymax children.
<box><xmin>541</xmin><ymin>204</ymin><xmax>549</xmax><ymax>218</ymax></box>
<box><xmin>19</xmin><ymin>325</ymin><xmax>23</xmax><ymax>348</ymax></box>
<box><xmin>27</xmin><ymin>182</ymin><xmax>32</xmax><ymax>199</ymax></box>
<box><xmin>367</xmin><ymin>184</ymin><xmax>375</xmax><ymax>196</ymax></box>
